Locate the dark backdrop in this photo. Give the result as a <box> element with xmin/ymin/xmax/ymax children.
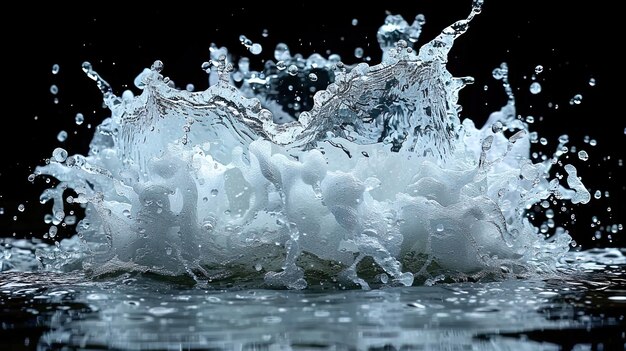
<box><xmin>1</xmin><ymin>1</ymin><xmax>623</xmax><ymax>248</ymax></box>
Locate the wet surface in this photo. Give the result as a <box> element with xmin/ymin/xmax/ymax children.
<box><xmin>1</xmin><ymin>250</ymin><xmax>625</xmax><ymax>350</ymax></box>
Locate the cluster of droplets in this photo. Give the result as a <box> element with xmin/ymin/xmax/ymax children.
<box><xmin>239</xmin><ymin>35</ymin><xmax>263</xmax><ymax>55</ymax></box>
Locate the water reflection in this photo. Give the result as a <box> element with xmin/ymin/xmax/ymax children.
<box><xmin>2</xmin><ymin>256</ymin><xmax>625</xmax><ymax>350</ymax></box>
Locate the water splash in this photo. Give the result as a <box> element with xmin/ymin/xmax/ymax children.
<box><xmin>26</xmin><ymin>1</ymin><xmax>592</xmax><ymax>289</ymax></box>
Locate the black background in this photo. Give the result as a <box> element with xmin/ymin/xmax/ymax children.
<box><xmin>1</xmin><ymin>1</ymin><xmax>623</xmax><ymax>248</ymax></box>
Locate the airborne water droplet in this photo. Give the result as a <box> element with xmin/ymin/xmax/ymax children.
<box><xmin>18</xmin><ymin>204</ymin><xmax>25</xmax><ymax>212</ymax></box>
<box><xmin>492</xmin><ymin>68</ymin><xmax>504</xmax><ymax>80</ymax></box>
<box><xmin>534</xmin><ymin>65</ymin><xmax>543</xmax><ymax>74</ymax></box>
<box><xmin>57</xmin><ymin>131</ymin><xmax>68</xmax><ymax>142</ymax></box>
<box><xmin>250</xmin><ymin>43</ymin><xmax>263</xmax><ymax>55</ymax></box>
<box><xmin>589</xmin><ymin>78</ymin><xmax>596</xmax><ymax>87</ymax></box>
<box><xmin>529</xmin><ymin>82</ymin><xmax>542</xmax><ymax>94</ymax></box>
<box><xmin>75</xmin><ymin>113</ymin><xmax>84</xmax><ymax>125</ymax></box>
<box><xmin>308</xmin><ymin>73</ymin><xmax>318</xmax><ymax>82</ymax></box>
<box><xmin>354</xmin><ymin>47</ymin><xmax>364</xmax><ymax>59</ymax></box>
<box><xmin>594</xmin><ymin>190</ymin><xmax>601</xmax><ymax>199</ymax></box>
<box><xmin>570</xmin><ymin>94</ymin><xmax>583</xmax><ymax>105</ymax></box>
<box><xmin>50</xmin><ymin>84</ymin><xmax>59</xmax><ymax>95</ymax></box>
<box><xmin>52</xmin><ymin>64</ymin><xmax>60</xmax><ymax>74</ymax></box>
<box><xmin>577</xmin><ymin>150</ymin><xmax>589</xmax><ymax>161</ymax></box>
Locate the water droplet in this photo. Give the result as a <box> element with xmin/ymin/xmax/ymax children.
<box><xmin>186</xmin><ymin>83</ymin><xmax>195</xmax><ymax>92</ymax></box>
<box><xmin>436</xmin><ymin>223</ymin><xmax>444</xmax><ymax>232</ymax></box>
<box><xmin>49</xmin><ymin>226</ymin><xmax>58</xmax><ymax>238</ymax></box>
<box><xmin>165</xmin><ymin>247</ymin><xmax>172</xmax><ymax>255</ymax></box>
<box><xmin>540</xmin><ymin>137</ymin><xmax>548</xmax><ymax>146</ymax></box>
<box><xmin>529</xmin><ymin>82</ymin><xmax>542</xmax><ymax>94</ymax></box>
<box><xmin>57</xmin><ymin>130</ymin><xmax>68</xmax><ymax>142</ymax></box>
<box><xmin>52</xmin><ymin>147</ymin><xmax>68</xmax><ymax>162</ymax></box>
<box><xmin>276</xmin><ymin>61</ymin><xmax>287</xmax><ymax>71</ymax></box>
<box><xmin>589</xmin><ymin>139</ymin><xmax>597</xmax><ymax>146</ymax></box>
<box><xmin>570</xmin><ymin>94</ymin><xmax>583</xmax><ymax>105</ymax></box>
<box><xmin>52</xmin><ymin>64</ymin><xmax>60</xmax><ymax>75</ymax></box>
<box><xmin>122</xmin><ymin>209</ymin><xmax>131</xmax><ymax>218</ymax></box>
<box><xmin>250</xmin><ymin>43</ymin><xmax>263</xmax><ymax>55</ymax></box>
<box><xmin>151</xmin><ymin>60</ymin><xmax>164</xmax><ymax>72</ymax></box>
<box><xmin>379</xmin><ymin>273</ymin><xmax>389</xmax><ymax>284</ymax></box>
<box><xmin>534</xmin><ymin>65</ymin><xmax>543</xmax><ymax>74</ymax></box>
<box><xmin>472</xmin><ymin>0</ymin><xmax>484</xmax><ymax>12</ymax></box>
<box><xmin>50</xmin><ymin>84</ymin><xmax>59</xmax><ymax>95</ymax></box>
<box><xmin>287</xmin><ymin>64</ymin><xmax>298</xmax><ymax>76</ymax></box>
<box><xmin>274</xmin><ymin>43</ymin><xmax>291</xmax><ymax>61</ymax></box>
<box><xmin>18</xmin><ymin>204</ymin><xmax>25</xmax><ymax>212</ymax></box>
<box><xmin>525</xmin><ymin>115</ymin><xmax>535</xmax><ymax>123</ymax></box>
<box><xmin>570</xmin><ymin>240</ymin><xmax>577</xmax><ymax>247</ymax></box>
<box><xmin>262</xmin><ymin>29</ymin><xmax>269</xmax><ymax>38</ymax></box>
<box><xmin>75</xmin><ymin>113</ymin><xmax>84</xmax><ymax>125</ymax></box>
<box><xmin>558</xmin><ymin>134</ymin><xmax>569</xmax><ymax>144</ymax></box>
<box><xmin>308</xmin><ymin>73</ymin><xmax>318</xmax><ymax>82</ymax></box>
<box><xmin>578</xmin><ymin>150</ymin><xmax>589</xmax><ymax>161</ymax></box>
<box><xmin>589</xmin><ymin>78</ymin><xmax>596</xmax><ymax>87</ymax></box>
<box><xmin>491</xmin><ymin>121</ymin><xmax>503</xmax><ymax>133</ymax></box>
<box><xmin>201</xmin><ymin>61</ymin><xmax>211</xmax><ymax>71</ymax></box>
<box><xmin>211</xmin><ymin>189</ymin><xmax>219</xmax><ymax>196</ymax></box>
<box><xmin>27</xmin><ymin>174</ymin><xmax>36</xmax><ymax>182</ymax></box>
<box><xmin>354</xmin><ymin>47</ymin><xmax>364</xmax><ymax>59</ymax></box>
<box><xmin>81</xmin><ymin>61</ymin><xmax>92</xmax><ymax>73</ymax></box>
<box><xmin>492</xmin><ymin>68</ymin><xmax>504</xmax><ymax>80</ymax></box>
<box><xmin>254</xmin><ymin>263</ymin><xmax>263</xmax><ymax>271</ymax></box>
<box><xmin>352</xmin><ymin>18</ymin><xmax>358</xmax><ymax>26</ymax></box>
